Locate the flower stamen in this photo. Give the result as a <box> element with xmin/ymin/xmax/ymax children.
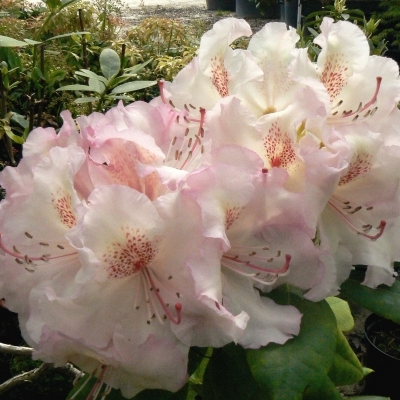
<box><xmin>143</xmin><ymin>268</ymin><xmax>182</xmax><ymax>325</ymax></box>
<box><xmin>0</xmin><ymin>233</ymin><xmax>77</xmax><ymax>268</ymax></box>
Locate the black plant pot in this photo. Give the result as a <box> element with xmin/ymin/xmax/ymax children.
<box><xmin>236</xmin><ymin>0</ymin><xmax>279</xmax><ymax>19</ymax></box>
<box><xmin>206</xmin><ymin>0</ymin><xmax>236</xmax><ymax>11</ymax></box>
<box><xmin>283</xmin><ymin>0</ymin><xmax>299</xmax><ymax>28</ymax></box>
<box><xmin>236</xmin><ymin>0</ymin><xmax>262</xmax><ymax>18</ymax></box>
<box><xmin>364</xmin><ymin>313</ymin><xmax>400</xmax><ymax>399</ymax></box>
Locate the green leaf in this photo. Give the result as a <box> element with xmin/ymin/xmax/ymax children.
<box><xmin>24</xmin><ymin>39</ymin><xmax>42</xmax><ymax>45</ymax></box>
<box><xmin>111</xmin><ymin>81</ymin><xmax>157</xmax><ymax>94</ymax></box>
<box><xmin>123</xmin><ymin>59</ymin><xmax>153</xmax><ymax>74</ymax></box>
<box><xmin>327</xmin><ymin>329</ymin><xmax>364</xmax><ymax>386</ymax></box>
<box><xmin>57</xmin><ymin>84</ymin><xmax>93</xmax><ymax>92</ymax></box>
<box><xmin>132</xmin><ymin>385</ymin><xmax>187</xmax><ymax>400</ymax></box>
<box><xmin>4</xmin><ymin>128</ymin><xmax>25</xmax><ymax>144</ymax></box>
<box><xmin>246</xmin><ymin>286</ymin><xmax>339</xmax><ymax>400</ymax></box>
<box><xmin>0</xmin><ymin>35</ymin><xmax>28</xmax><ymax>47</ymax></box>
<box><xmin>88</xmin><ymin>77</ymin><xmax>106</xmax><ymax>94</ymax></box>
<box><xmin>59</xmin><ymin>0</ymin><xmax>83</xmax><ymax>11</ymax></box>
<box><xmin>75</xmin><ymin>69</ymin><xmax>108</xmax><ymax>85</ymax></box>
<box><xmin>46</xmin><ymin>31</ymin><xmax>90</xmax><ymax>41</ymax></box>
<box><xmin>340</xmin><ymin>269</ymin><xmax>400</xmax><ymax>324</ymax></box>
<box><xmin>351</xmin><ymin>397</ymin><xmax>391</xmax><ymax>400</ymax></box>
<box><xmin>10</xmin><ymin>113</ymin><xmax>28</xmax><ymax>129</ymax></box>
<box><xmin>203</xmin><ymin>343</ymin><xmax>264</xmax><ymax>400</ymax></box>
<box><xmin>74</xmin><ymin>97</ymin><xmax>98</xmax><ymax>104</ymax></box>
<box><xmin>44</xmin><ymin>0</ymin><xmax>62</xmax><ymax>10</ymax></box>
<box><xmin>48</xmin><ymin>69</ymin><xmax>66</xmax><ymax>82</ymax></box>
<box><xmin>326</xmin><ymin>297</ymin><xmax>354</xmax><ymax>332</ymax></box>
<box><xmin>100</xmin><ymin>48</ymin><xmax>121</xmax><ymax>79</ymax></box>
<box><xmin>32</xmin><ymin>66</ymin><xmax>46</xmax><ymax>81</ymax></box>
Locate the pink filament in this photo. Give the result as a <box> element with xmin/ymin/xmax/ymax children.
<box><xmin>328</xmin><ymin>203</ymin><xmax>386</xmax><ymax>240</ymax></box>
<box><xmin>0</xmin><ymin>233</ymin><xmax>77</xmax><ymax>261</ymax></box>
<box><xmin>222</xmin><ymin>254</ymin><xmax>291</xmax><ymax>274</ymax></box>
<box><xmin>342</xmin><ymin>77</ymin><xmax>382</xmax><ymax>118</ymax></box>
<box><xmin>143</xmin><ymin>268</ymin><xmax>182</xmax><ymax>325</ymax></box>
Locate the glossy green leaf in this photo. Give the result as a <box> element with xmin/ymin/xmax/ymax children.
<box><xmin>340</xmin><ymin>269</ymin><xmax>400</xmax><ymax>324</ymax></box>
<box><xmin>326</xmin><ymin>296</ymin><xmax>354</xmax><ymax>332</ymax></box>
<box><xmin>327</xmin><ymin>329</ymin><xmax>363</xmax><ymax>386</ymax></box>
<box><xmin>4</xmin><ymin>128</ymin><xmax>24</xmax><ymax>144</ymax></box>
<box><xmin>111</xmin><ymin>81</ymin><xmax>157</xmax><ymax>94</ymax></box>
<box><xmin>187</xmin><ymin>347</ymin><xmax>211</xmax><ymax>399</ymax></box>
<box><xmin>202</xmin><ymin>343</ymin><xmax>264</xmax><ymax>400</ymax></box>
<box><xmin>0</xmin><ymin>35</ymin><xmax>28</xmax><ymax>47</ymax></box>
<box><xmin>10</xmin><ymin>113</ymin><xmax>28</xmax><ymax>129</ymax></box>
<box><xmin>246</xmin><ymin>286</ymin><xmax>342</xmax><ymax>400</ymax></box>
<box><xmin>100</xmin><ymin>48</ymin><xmax>120</xmax><ymax>79</ymax></box>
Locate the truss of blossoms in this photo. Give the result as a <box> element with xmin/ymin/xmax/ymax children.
<box><xmin>1</xmin><ymin>16</ymin><xmax>400</xmax><ymax>400</ymax></box>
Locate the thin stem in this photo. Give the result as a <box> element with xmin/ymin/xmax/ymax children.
<box><xmin>0</xmin><ymin>342</ymin><xmax>33</xmax><ymax>355</ymax></box>
<box><xmin>0</xmin><ymin>362</ymin><xmax>50</xmax><ymax>396</ymax></box>
<box><xmin>78</xmin><ymin>9</ymin><xmax>92</xmax><ymax>114</ymax></box>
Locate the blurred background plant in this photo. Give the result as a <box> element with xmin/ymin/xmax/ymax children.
<box><xmin>298</xmin><ymin>0</ymin><xmax>387</xmax><ymax>60</ymax></box>
<box><xmin>371</xmin><ymin>0</ymin><xmax>400</xmax><ymax>63</ymax></box>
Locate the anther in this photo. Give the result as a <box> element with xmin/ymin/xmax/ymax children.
<box><xmin>357</xmin><ymin>220</ymin><xmax>386</xmax><ymax>240</ymax></box>
<box><xmin>57</xmin><ymin>245</ymin><xmax>65</xmax><ymax>250</ymax></box>
<box><xmin>169</xmin><ymin>99</ymin><xmax>175</xmax><ymax>108</ymax></box>
<box><xmin>143</xmin><ymin>268</ymin><xmax>182</xmax><ymax>325</ymax></box>
<box><xmin>25</xmin><ymin>232</ymin><xmax>33</xmax><ymax>239</ymax></box>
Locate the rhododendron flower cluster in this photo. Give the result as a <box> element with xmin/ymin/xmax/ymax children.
<box><xmin>1</xmin><ymin>17</ymin><xmax>400</xmax><ymax>398</ymax></box>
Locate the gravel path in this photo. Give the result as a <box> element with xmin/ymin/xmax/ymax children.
<box><xmin>122</xmin><ymin>3</ymin><xmax>275</xmax><ymax>34</ymax></box>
